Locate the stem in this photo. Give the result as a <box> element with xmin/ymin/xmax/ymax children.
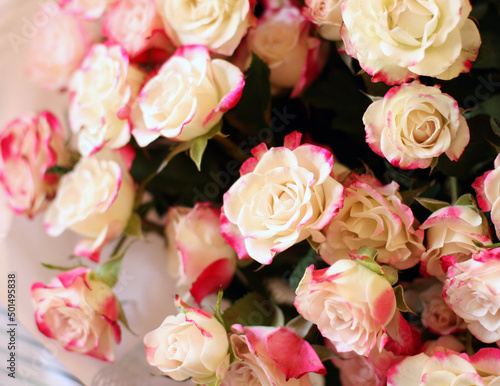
<box><xmin>111</xmin><ymin>235</ymin><xmax>127</xmax><ymax>257</ymax></box>
<box><xmin>141</xmin><ymin>218</ymin><xmax>165</xmax><ymax>235</ymax></box>
<box><xmin>134</xmin><ymin>172</ymin><xmax>157</xmax><ymax>209</ymax></box>
<box><xmin>214</xmin><ymin>135</ymin><xmax>250</xmax><ymax>163</ymax></box>
<box><xmin>449</xmin><ymin>176</ymin><xmax>459</xmax><ymax>203</ymax></box>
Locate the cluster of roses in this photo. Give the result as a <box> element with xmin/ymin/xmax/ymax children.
<box><xmin>2</xmin><ymin>0</ymin><xmax>500</xmax><ymax>384</ymax></box>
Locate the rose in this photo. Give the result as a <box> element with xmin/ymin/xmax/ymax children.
<box><xmin>165</xmin><ymin>203</ymin><xmax>237</xmax><ymax>304</ymax></box>
<box><xmin>102</xmin><ymin>0</ymin><xmax>163</xmax><ymax>57</ymax></box>
<box><xmin>31</xmin><ymin>267</ymin><xmax>121</xmax><ymax>362</ymax></box>
<box><xmin>319</xmin><ymin>173</ymin><xmax>424</xmax><ymax>270</ymax></box>
<box><xmin>294</xmin><ymin>259</ymin><xmax>396</xmax><ymax>355</ymax></box>
<box><xmin>131</xmin><ymin>46</ymin><xmax>245</xmax><ymax>146</ymax></box>
<box><xmin>469</xmin><ymin>348</ymin><xmax>500</xmax><ymax>385</ymax></box>
<box><xmin>387</xmin><ymin>351</ymin><xmax>484</xmax><ymax>386</ymax></box>
<box><xmin>330</xmin><ymin>350</ymin><xmax>382</xmax><ymax>386</ymax></box>
<box><xmin>303</xmin><ymin>0</ymin><xmax>342</xmax><ymax>41</ymax></box>
<box><xmin>421</xmin><ymin>335</ymin><xmax>466</xmax><ymax>356</ymax></box>
<box><xmin>60</xmin><ymin>0</ymin><xmax>115</xmax><ymax>20</ymax></box>
<box><xmin>155</xmin><ymin>0</ymin><xmax>256</xmax><ymax>56</ymax></box>
<box><xmin>27</xmin><ymin>9</ymin><xmax>88</xmax><ymax>91</ymax></box>
<box><xmin>69</xmin><ymin>44</ymin><xmax>145</xmax><ymax>156</ymax></box>
<box><xmin>473</xmin><ymin>154</ymin><xmax>500</xmax><ymax>239</ymax></box>
<box><xmin>243</xmin><ymin>5</ymin><xmax>325</xmax><ymax>97</ymax></box>
<box><xmin>364</xmin><ymin>82</ymin><xmax>470</xmax><ymax>170</ymax></box>
<box><xmin>341</xmin><ymin>0</ymin><xmax>481</xmax><ymax>84</ymax></box>
<box><xmin>221</xmin><ymin>131</ymin><xmax>344</xmax><ymax>265</ymax></box>
<box><xmin>44</xmin><ymin>147</ymin><xmax>135</xmax><ymax>262</ymax></box>
<box><xmin>143</xmin><ymin>300</ymin><xmax>229</xmax><ymax>384</ymax></box>
<box><xmin>223</xmin><ymin>325</ymin><xmax>326</xmax><ymax>385</ymax></box>
<box><xmin>420</xmin><ymin>205</ymin><xmax>491</xmax><ymax>280</ymax></box>
<box><xmin>443</xmin><ymin>249</ymin><xmax>500</xmax><ymax>344</ymax></box>
<box><xmin>0</xmin><ymin>111</ymin><xmax>67</xmax><ymax>217</ymax></box>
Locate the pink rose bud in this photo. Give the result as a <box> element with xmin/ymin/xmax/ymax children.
<box><xmin>0</xmin><ymin>111</ymin><xmax>67</xmax><ymax>217</ymax></box>
<box><xmin>31</xmin><ymin>267</ymin><xmax>121</xmax><ymax>362</ymax></box>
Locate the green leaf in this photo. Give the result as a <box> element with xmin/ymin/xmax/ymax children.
<box><xmin>96</xmin><ymin>242</ymin><xmax>135</xmax><ymax>288</ymax></box>
<box><xmin>356</xmin><ymin>246</ymin><xmax>378</xmax><ymax>260</ymax></box>
<box><xmin>285</xmin><ymin>315</ymin><xmax>313</xmax><ymax>338</ymax></box>
<box><xmin>311</xmin><ymin>345</ymin><xmax>336</xmax><ymax>361</ymax></box>
<box><xmin>123</xmin><ymin>213</ymin><xmax>143</xmax><ymax>239</ymax></box>
<box><xmin>190</xmin><ymin>135</ymin><xmax>209</xmax><ymax>171</ymax></box>
<box><xmin>214</xmin><ymin>289</ymin><xmax>227</xmax><ymax>330</ymax></box>
<box><xmin>454</xmin><ymin>193</ymin><xmax>475</xmax><ymax>207</ymax></box>
<box><xmin>394</xmin><ymin>285</ymin><xmax>417</xmax><ymax>315</ymax></box>
<box><xmin>41</xmin><ymin>263</ymin><xmax>83</xmax><ymax>271</ymax></box>
<box><xmin>222</xmin><ymin>292</ymin><xmax>280</xmax><ymax>331</ymax></box>
<box><xmin>117</xmin><ymin>299</ymin><xmax>136</xmax><ymax>336</ymax></box>
<box><xmin>381</xmin><ymin>265</ymin><xmax>399</xmax><ymax>286</ymax></box>
<box><xmin>355</xmin><ymin>257</ymin><xmax>385</xmax><ymax>276</ymax></box>
<box><xmin>415</xmin><ymin>197</ymin><xmax>450</xmax><ymax>212</ymax></box>
<box><xmin>45</xmin><ymin>165</ymin><xmax>71</xmax><ymax>175</ymax></box>
<box><xmin>289</xmin><ymin>249</ymin><xmax>317</xmax><ymax>291</ymax></box>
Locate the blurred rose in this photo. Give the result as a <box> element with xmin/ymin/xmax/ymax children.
<box><xmin>155</xmin><ymin>0</ymin><xmax>256</xmax><ymax>56</ymax></box>
<box><xmin>60</xmin><ymin>0</ymin><xmax>115</xmax><ymax>20</ymax></box>
<box><xmin>474</xmin><ymin>154</ymin><xmax>500</xmax><ymax>240</ymax></box>
<box><xmin>69</xmin><ymin>44</ymin><xmax>145</xmax><ymax>156</ymax></box>
<box><xmin>421</xmin><ymin>335</ymin><xmax>466</xmax><ymax>356</ymax></box>
<box><xmin>294</xmin><ymin>259</ymin><xmax>396</xmax><ymax>355</ymax></box>
<box><xmin>244</xmin><ymin>5</ymin><xmax>325</xmax><ymax>97</ymax></box>
<box><xmin>165</xmin><ymin>203</ymin><xmax>236</xmax><ymax>304</ymax></box>
<box><xmin>443</xmin><ymin>249</ymin><xmax>500</xmax><ymax>344</ymax></box>
<box><xmin>341</xmin><ymin>0</ymin><xmax>481</xmax><ymax>84</ymax></box>
<box><xmin>132</xmin><ymin>46</ymin><xmax>244</xmax><ymax>146</ymax></box>
<box><xmin>222</xmin><ymin>131</ymin><xmax>344</xmax><ymax>265</ymax></box>
<box><xmin>420</xmin><ymin>205</ymin><xmax>491</xmax><ymax>280</ymax></box>
<box><xmin>223</xmin><ymin>325</ymin><xmax>325</xmax><ymax>385</ymax></box>
<box><xmin>31</xmin><ymin>267</ymin><xmax>121</xmax><ymax>362</ymax></box>
<box><xmin>319</xmin><ymin>173</ymin><xmax>424</xmax><ymax>270</ymax></box>
<box><xmin>303</xmin><ymin>0</ymin><xmax>342</xmax><ymax>41</ymax></box>
<box><xmin>0</xmin><ymin>112</ymin><xmax>67</xmax><ymax>217</ymax></box>
<box><xmin>27</xmin><ymin>9</ymin><xmax>88</xmax><ymax>90</ymax></box>
<box><xmin>331</xmin><ymin>350</ymin><xmax>383</xmax><ymax>386</ymax></box>
<box><xmin>364</xmin><ymin>82</ymin><xmax>470</xmax><ymax>170</ymax></box>
<box><xmin>144</xmin><ymin>302</ymin><xmax>229</xmax><ymax>384</ymax></box>
<box><xmin>102</xmin><ymin>0</ymin><xmax>163</xmax><ymax>56</ymax></box>
<box><xmin>44</xmin><ymin>147</ymin><xmax>135</xmax><ymax>262</ymax></box>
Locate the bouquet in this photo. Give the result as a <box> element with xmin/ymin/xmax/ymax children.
<box><xmin>3</xmin><ymin>0</ymin><xmax>500</xmax><ymax>384</ymax></box>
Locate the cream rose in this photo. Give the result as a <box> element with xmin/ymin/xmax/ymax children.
<box><xmin>222</xmin><ymin>132</ymin><xmax>344</xmax><ymax>265</ymax></box>
<box><xmin>364</xmin><ymin>82</ymin><xmax>470</xmax><ymax>169</ymax></box>
<box><xmin>473</xmin><ymin>154</ymin><xmax>500</xmax><ymax>239</ymax></box>
<box><xmin>294</xmin><ymin>259</ymin><xmax>397</xmax><ymax>355</ymax></box>
<box><xmin>155</xmin><ymin>0</ymin><xmax>255</xmax><ymax>56</ymax></box>
<box><xmin>60</xmin><ymin>0</ymin><xmax>115</xmax><ymax>20</ymax></box>
<box><xmin>303</xmin><ymin>0</ymin><xmax>343</xmax><ymax>41</ymax></box>
<box><xmin>27</xmin><ymin>9</ymin><xmax>88</xmax><ymax>91</ymax></box>
<box><xmin>165</xmin><ymin>203</ymin><xmax>237</xmax><ymax>304</ymax></box>
<box><xmin>144</xmin><ymin>303</ymin><xmax>229</xmax><ymax>384</ymax></box>
<box><xmin>0</xmin><ymin>111</ymin><xmax>67</xmax><ymax>217</ymax></box>
<box><xmin>341</xmin><ymin>0</ymin><xmax>481</xmax><ymax>84</ymax></box>
<box><xmin>69</xmin><ymin>44</ymin><xmax>145</xmax><ymax>156</ymax></box>
<box><xmin>132</xmin><ymin>46</ymin><xmax>245</xmax><ymax>146</ymax></box>
<box><xmin>102</xmin><ymin>0</ymin><xmax>163</xmax><ymax>56</ymax></box>
<box><xmin>443</xmin><ymin>249</ymin><xmax>500</xmax><ymax>344</ymax></box>
<box><xmin>31</xmin><ymin>267</ymin><xmax>121</xmax><ymax>362</ymax></box>
<box><xmin>319</xmin><ymin>173</ymin><xmax>424</xmax><ymax>270</ymax></box>
<box><xmin>44</xmin><ymin>148</ymin><xmax>135</xmax><ymax>262</ymax></box>
<box><xmin>420</xmin><ymin>205</ymin><xmax>491</xmax><ymax>281</ymax></box>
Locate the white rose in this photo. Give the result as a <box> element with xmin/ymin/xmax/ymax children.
<box><xmin>364</xmin><ymin>82</ymin><xmax>470</xmax><ymax>169</ymax></box>
<box><xmin>443</xmin><ymin>249</ymin><xmax>500</xmax><ymax>344</ymax></box>
<box><xmin>420</xmin><ymin>205</ymin><xmax>491</xmax><ymax>281</ymax></box>
<box><xmin>474</xmin><ymin>154</ymin><xmax>500</xmax><ymax>239</ymax></box>
<box><xmin>60</xmin><ymin>0</ymin><xmax>115</xmax><ymax>20</ymax></box>
<box><xmin>294</xmin><ymin>259</ymin><xmax>397</xmax><ymax>356</ymax></box>
<box><xmin>27</xmin><ymin>9</ymin><xmax>88</xmax><ymax>91</ymax></box>
<box><xmin>341</xmin><ymin>0</ymin><xmax>481</xmax><ymax>84</ymax></box>
<box><xmin>144</xmin><ymin>305</ymin><xmax>229</xmax><ymax>384</ymax></box>
<box><xmin>69</xmin><ymin>44</ymin><xmax>145</xmax><ymax>156</ymax></box>
<box><xmin>155</xmin><ymin>0</ymin><xmax>256</xmax><ymax>56</ymax></box>
<box><xmin>319</xmin><ymin>173</ymin><xmax>424</xmax><ymax>270</ymax></box>
<box><xmin>304</xmin><ymin>0</ymin><xmax>343</xmax><ymax>41</ymax></box>
<box><xmin>132</xmin><ymin>46</ymin><xmax>244</xmax><ymax>146</ymax></box>
<box><xmin>44</xmin><ymin>148</ymin><xmax>135</xmax><ymax>262</ymax></box>
<box><xmin>222</xmin><ymin>132</ymin><xmax>344</xmax><ymax>265</ymax></box>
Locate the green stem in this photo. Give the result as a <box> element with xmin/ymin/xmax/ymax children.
<box><xmin>111</xmin><ymin>235</ymin><xmax>127</xmax><ymax>258</ymax></box>
<box><xmin>134</xmin><ymin>172</ymin><xmax>157</xmax><ymax>209</ymax></box>
<box><xmin>214</xmin><ymin>135</ymin><xmax>250</xmax><ymax>164</ymax></box>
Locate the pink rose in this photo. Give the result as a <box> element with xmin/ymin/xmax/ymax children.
<box><xmin>0</xmin><ymin>112</ymin><xmax>67</xmax><ymax>217</ymax></box>
<box><xmin>294</xmin><ymin>259</ymin><xmax>396</xmax><ymax>356</ymax></box>
<box><xmin>364</xmin><ymin>82</ymin><xmax>470</xmax><ymax>169</ymax></box>
<box><xmin>165</xmin><ymin>203</ymin><xmax>237</xmax><ymax>304</ymax></box>
<box><xmin>223</xmin><ymin>324</ymin><xmax>326</xmax><ymax>385</ymax></box>
<box><xmin>421</xmin><ymin>335</ymin><xmax>466</xmax><ymax>356</ymax></box>
<box><xmin>132</xmin><ymin>46</ymin><xmax>245</xmax><ymax>146</ymax></box>
<box><xmin>221</xmin><ymin>132</ymin><xmax>344</xmax><ymax>265</ymax></box>
<box><xmin>102</xmin><ymin>0</ymin><xmax>164</xmax><ymax>57</ymax></box>
<box><xmin>319</xmin><ymin>173</ymin><xmax>424</xmax><ymax>270</ymax></box>
<box><xmin>27</xmin><ymin>9</ymin><xmax>88</xmax><ymax>91</ymax></box>
<box><xmin>420</xmin><ymin>205</ymin><xmax>491</xmax><ymax>281</ymax></box>
<box><xmin>443</xmin><ymin>249</ymin><xmax>500</xmax><ymax>344</ymax></box>
<box><xmin>473</xmin><ymin>154</ymin><xmax>500</xmax><ymax>239</ymax></box>
<box><xmin>60</xmin><ymin>0</ymin><xmax>115</xmax><ymax>20</ymax></box>
<box><xmin>31</xmin><ymin>267</ymin><xmax>121</xmax><ymax>362</ymax></box>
